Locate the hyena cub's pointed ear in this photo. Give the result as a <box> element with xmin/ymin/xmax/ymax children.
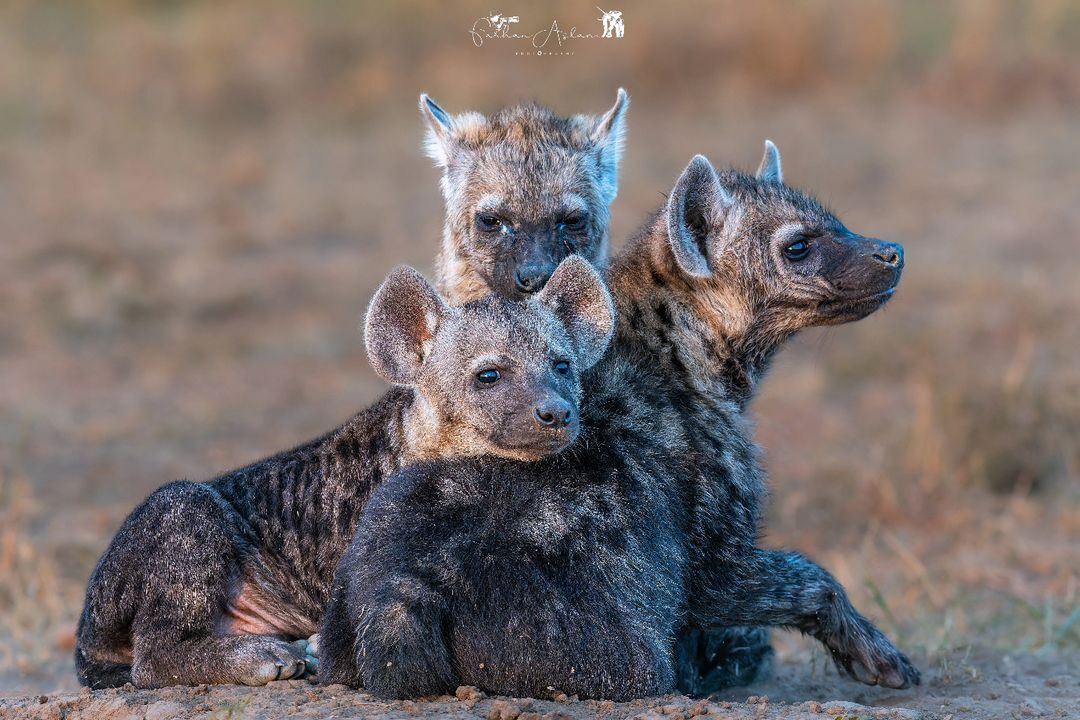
<box><xmin>667</xmin><ymin>154</ymin><xmax>733</xmax><ymax>279</ymax></box>
<box><xmin>419</xmin><ymin>93</ymin><xmax>455</xmax><ymax>167</ymax></box>
<box><xmin>419</xmin><ymin>94</ymin><xmax>487</xmax><ymax>168</ymax></box>
<box><xmin>756</xmin><ymin>139</ymin><xmax>783</xmax><ymax>183</ymax></box>
<box><xmin>590</xmin><ymin>88</ymin><xmax>629</xmax><ymax>206</ymax></box>
<box><xmin>535</xmin><ymin>256</ymin><xmax>615</xmax><ymax>370</ymax></box>
<box><xmin>364</xmin><ymin>266</ymin><xmax>450</xmax><ymax>385</ymax></box>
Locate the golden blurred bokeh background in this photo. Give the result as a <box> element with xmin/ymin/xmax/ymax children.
<box><xmin>0</xmin><ymin>0</ymin><xmax>1077</xmax><ymax>693</ymax></box>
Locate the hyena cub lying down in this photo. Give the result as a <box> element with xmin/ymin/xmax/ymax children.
<box><xmin>320</xmin><ymin>144</ymin><xmax>919</xmax><ymax>700</ymax></box>
<box><xmin>75</xmin><ymin>263</ymin><xmax>612</xmax><ymax>689</ymax></box>
<box><xmin>74</xmin><ymin>91</ymin><xmax>627</xmax><ymax>690</ymax></box>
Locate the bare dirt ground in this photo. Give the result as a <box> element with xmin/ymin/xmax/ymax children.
<box><xmin>2</xmin><ymin>650</ymin><xmax>1077</xmax><ymax>719</ymax></box>
<box><xmin>1</xmin><ymin>2</ymin><xmax>1078</xmax><ymax>718</ymax></box>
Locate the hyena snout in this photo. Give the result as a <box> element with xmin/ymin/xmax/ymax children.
<box><xmin>534</xmin><ymin>397</ymin><xmax>573</xmax><ymax>428</ymax></box>
<box><xmin>515</xmin><ymin>263</ymin><xmax>556</xmax><ymax>295</ymax></box>
<box><xmin>869</xmin><ymin>240</ymin><xmax>904</xmax><ymax>271</ymax></box>
<box><xmin>846</xmin><ymin>236</ymin><xmax>904</xmax><ymax>293</ymax></box>
<box><xmin>493</xmin><ymin>392</ymin><xmax>579</xmax><ymax>458</ymax></box>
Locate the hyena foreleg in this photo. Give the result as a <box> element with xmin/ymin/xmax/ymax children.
<box><xmin>319</xmin><ymin>539</ymin><xmax>457</xmax><ymax>697</ymax></box>
<box><xmin>691</xmin><ymin>549</ymin><xmax>920</xmax><ymax>689</ymax></box>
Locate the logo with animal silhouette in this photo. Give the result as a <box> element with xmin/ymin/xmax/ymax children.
<box><xmin>469</xmin><ymin>9</ymin><xmax>625</xmax><ymax>52</ymax></box>
<box><xmin>597</xmin><ymin>8</ymin><xmax>625</xmax><ymax>38</ymax></box>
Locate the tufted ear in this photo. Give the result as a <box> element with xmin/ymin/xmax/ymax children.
<box><xmin>590</xmin><ymin>88</ymin><xmax>629</xmax><ymax>206</ymax></box>
<box><xmin>666</xmin><ymin>154</ymin><xmax>732</xmax><ymax>279</ymax></box>
<box><xmin>534</xmin><ymin>256</ymin><xmax>615</xmax><ymax>370</ymax></box>
<box><xmin>756</xmin><ymin>139</ymin><xmax>783</xmax><ymax>183</ymax></box>
<box><xmin>364</xmin><ymin>266</ymin><xmax>450</xmax><ymax>385</ymax></box>
<box><xmin>419</xmin><ymin>93</ymin><xmax>456</xmax><ymax>168</ymax></box>
<box><xmin>419</xmin><ymin>93</ymin><xmax>488</xmax><ymax>170</ymax></box>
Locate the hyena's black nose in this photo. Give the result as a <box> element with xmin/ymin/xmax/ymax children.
<box><xmin>871</xmin><ymin>241</ymin><xmax>904</xmax><ymax>269</ymax></box>
<box><xmin>535</xmin><ymin>399</ymin><xmax>573</xmax><ymax>428</ymax></box>
<box><xmin>515</xmin><ymin>266</ymin><xmax>551</xmax><ymax>294</ymax></box>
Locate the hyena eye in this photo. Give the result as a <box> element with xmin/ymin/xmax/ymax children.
<box><xmin>476</xmin><ymin>214</ymin><xmax>505</xmax><ymax>233</ymax></box>
<box><xmin>476</xmin><ymin>368</ymin><xmax>501</xmax><ymax>385</ymax></box>
<box><xmin>554</xmin><ymin>360</ymin><xmax>571</xmax><ymax>375</ymax></box>
<box><xmin>783</xmin><ymin>237</ymin><xmax>811</xmax><ymax>261</ymax></box>
<box><xmin>559</xmin><ymin>214</ymin><xmax>587</xmax><ymax>233</ymax></box>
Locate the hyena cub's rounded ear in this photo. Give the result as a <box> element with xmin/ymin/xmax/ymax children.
<box><xmin>364</xmin><ymin>266</ymin><xmax>449</xmax><ymax>386</ymax></box>
<box><xmin>535</xmin><ymin>256</ymin><xmax>615</xmax><ymax>370</ymax></box>
<box><xmin>756</xmin><ymin>139</ymin><xmax>783</xmax><ymax>183</ymax></box>
<box><xmin>589</xmin><ymin>88</ymin><xmax>629</xmax><ymax>206</ymax></box>
<box><xmin>666</xmin><ymin>154</ymin><xmax>733</xmax><ymax>279</ymax></box>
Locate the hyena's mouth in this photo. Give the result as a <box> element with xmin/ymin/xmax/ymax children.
<box><xmin>819</xmin><ymin>287</ymin><xmax>896</xmax><ymax>323</ymax></box>
<box><xmin>496</xmin><ymin>426</ymin><xmax>580</xmax><ymax>459</ymax></box>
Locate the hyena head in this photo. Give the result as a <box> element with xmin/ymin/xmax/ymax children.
<box><xmin>665</xmin><ymin>143</ymin><xmax>904</xmax><ymax>351</ymax></box>
<box><xmin>365</xmin><ymin>256</ymin><xmax>614</xmax><ymax>461</ymax></box>
<box><xmin>421</xmin><ymin>89</ymin><xmax>629</xmax><ymax>303</ymax></box>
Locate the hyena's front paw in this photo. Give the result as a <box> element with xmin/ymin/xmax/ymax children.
<box><xmin>357</xmin><ymin>634</ymin><xmax>457</xmax><ymax>699</ymax></box>
<box><xmin>230</xmin><ymin>636</ymin><xmax>309</xmax><ymax>686</ymax></box>
<box><xmin>826</xmin><ymin>617</ymin><xmax>920</xmax><ymax>689</ymax></box>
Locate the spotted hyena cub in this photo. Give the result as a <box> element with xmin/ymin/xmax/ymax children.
<box><xmin>75</xmin><ymin>91</ymin><xmax>628</xmax><ymax>691</ymax></box>
<box><xmin>317</xmin><ymin>145</ymin><xmax>917</xmax><ymax>700</ymax></box>
<box><xmin>421</xmin><ymin>89</ymin><xmax>628</xmax><ymax>303</ymax></box>
<box><xmin>75</xmin><ymin>260</ymin><xmax>612</xmax><ymax>689</ymax></box>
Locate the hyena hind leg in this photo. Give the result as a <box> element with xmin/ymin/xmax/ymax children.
<box><xmin>77</xmin><ymin>480</ymin><xmax>306</xmax><ymax>688</ymax></box>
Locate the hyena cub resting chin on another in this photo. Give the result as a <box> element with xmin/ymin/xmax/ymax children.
<box><xmin>421</xmin><ymin>89</ymin><xmax>627</xmax><ymax>303</ymax></box>
<box><xmin>319</xmin><ymin>144</ymin><xmax>918</xmax><ymax>701</ymax></box>
<box><xmin>75</xmin><ymin>261</ymin><xmax>611</xmax><ymax>690</ymax></box>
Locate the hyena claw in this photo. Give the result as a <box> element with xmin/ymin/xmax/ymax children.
<box><xmin>827</xmin><ymin>617</ymin><xmax>921</xmax><ymax>689</ymax></box>
<box><xmin>236</xmin><ymin>637</ymin><xmax>308</xmax><ymax>686</ymax></box>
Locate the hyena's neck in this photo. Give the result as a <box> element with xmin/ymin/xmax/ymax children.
<box><xmin>606</xmin><ymin>216</ymin><xmax>780</xmax><ymax>408</ymax></box>
<box><xmin>401</xmin><ymin>393</ymin><xmax>451</xmax><ymax>463</ymax></box>
<box><xmin>400</xmin><ymin>393</ymin><xmax>490</xmax><ymax>463</ymax></box>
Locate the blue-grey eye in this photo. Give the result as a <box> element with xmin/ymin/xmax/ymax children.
<box><xmin>476</xmin><ymin>369</ymin><xmax>501</xmax><ymax>384</ymax></box>
<box><xmin>783</xmin><ymin>238</ymin><xmax>811</xmax><ymax>261</ymax></box>
<box><xmin>554</xmin><ymin>360</ymin><xmax>571</xmax><ymax>375</ymax></box>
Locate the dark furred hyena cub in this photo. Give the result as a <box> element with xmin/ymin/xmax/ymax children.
<box><xmin>75</xmin><ymin>261</ymin><xmax>612</xmax><ymax>689</ymax></box>
<box><xmin>319</xmin><ymin>145</ymin><xmax>917</xmax><ymax>701</ymax></box>
<box><xmin>421</xmin><ymin>89</ymin><xmax>627</xmax><ymax>303</ymax></box>
<box><xmin>425</xmin><ymin>90</ymin><xmax>762</xmax><ymax>697</ymax></box>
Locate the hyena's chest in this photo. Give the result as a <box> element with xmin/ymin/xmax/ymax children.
<box><xmin>443</xmin><ymin>479</ymin><xmax>686</xmax><ymax>695</ymax></box>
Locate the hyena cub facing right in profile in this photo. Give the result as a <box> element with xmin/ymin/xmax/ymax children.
<box><xmin>421</xmin><ymin>89</ymin><xmax>628</xmax><ymax>303</ymax></box>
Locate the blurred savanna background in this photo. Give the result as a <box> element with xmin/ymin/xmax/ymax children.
<box><xmin>0</xmin><ymin>0</ymin><xmax>1077</xmax><ymax>696</ymax></box>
